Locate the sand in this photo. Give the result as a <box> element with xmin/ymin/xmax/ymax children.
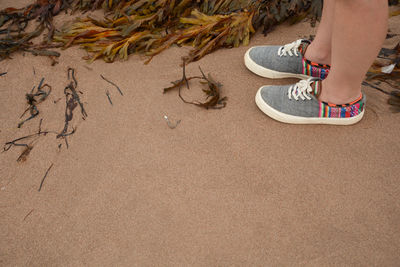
<box><xmin>1</xmin><ymin>2</ymin><xmax>400</xmax><ymax>265</ymax></box>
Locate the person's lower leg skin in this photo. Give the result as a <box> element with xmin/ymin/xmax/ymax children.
<box><xmin>304</xmin><ymin>0</ymin><xmax>335</xmax><ymax>65</ymax></box>
<box><xmin>319</xmin><ymin>0</ymin><xmax>388</xmax><ymax>105</ymax></box>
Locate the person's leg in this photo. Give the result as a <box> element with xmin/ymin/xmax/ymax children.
<box><xmin>319</xmin><ymin>0</ymin><xmax>388</xmax><ymax>105</ymax></box>
<box><xmin>304</xmin><ymin>0</ymin><xmax>336</xmax><ymax>65</ymax></box>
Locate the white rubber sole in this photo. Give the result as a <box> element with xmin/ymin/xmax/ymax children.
<box><xmin>255</xmin><ymin>87</ymin><xmax>364</xmax><ymax>125</ymax></box>
<box><xmin>244</xmin><ymin>47</ymin><xmax>311</xmax><ymax>80</ymax></box>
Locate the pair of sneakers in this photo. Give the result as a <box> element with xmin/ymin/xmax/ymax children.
<box><xmin>245</xmin><ymin>39</ymin><xmax>365</xmax><ymax>125</ymax></box>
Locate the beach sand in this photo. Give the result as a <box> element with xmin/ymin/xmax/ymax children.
<box><xmin>1</xmin><ymin>1</ymin><xmax>400</xmax><ymax>265</ymax></box>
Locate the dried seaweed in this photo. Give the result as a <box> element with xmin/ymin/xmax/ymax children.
<box><xmin>388</xmin><ymin>91</ymin><xmax>400</xmax><ymax>112</ymax></box>
<box><xmin>106</xmin><ymin>90</ymin><xmax>113</xmax><ymax>105</ymax></box>
<box><xmin>18</xmin><ymin>78</ymin><xmax>52</xmax><ymax>128</ymax></box>
<box><xmin>0</xmin><ymin>72</ymin><xmax>6</xmax><ymax>76</ymax></box>
<box><xmin>2</xmin><ymin>0</ymin><xmax>399</xmax><ymax>64</ymax></box>
<box><xmin>38</xmin><ymin>163</ymin><xmax>54</xmax><ymax>191</ymax></box>
<box><xmin>367</xmin><ymin>42</ymin><xmax>400</xmax><ymax>87</ymax></box>
<box><xmin>53</xmin><ymin>0</ymin><xmax>326</xmax><ymax>63</ymax></box>
<box><xmin>164</xmin><ymin>62</ymin><xmax>227</xmax><ymax>109</ymax></box>
<box><xmin>100</xmin><ymin>74</ymin><xmax>123</xmax><ymax>95</ymax></box>
<box><xmin>0</xmin><ymin>0</ymin><xmax>70</xmax><ymax>60</ymax></box>
<box><xmin>364</xmin><ymin>41</ymin><xmax>400</xmax><ymax>112</ymax></box>
<box><xmin>3</xmin><ymin>119</ymin><xmax>56</xmax><ymax>162</ymax></box>
<box><xmin>22</xmin><ymin>209</ymin><xmax>34</xmax><ymax>221</ymax></box>
<box><xmin>57</xmin><ymin>67</ymin><xmax>87</xmax><ymax>147</ymax></box>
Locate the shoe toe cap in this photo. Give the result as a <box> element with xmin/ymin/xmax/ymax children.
<box><xmin>247</xmin><ymin>46</ymin><xmax>280</xmax><ymax>67</ymax></box>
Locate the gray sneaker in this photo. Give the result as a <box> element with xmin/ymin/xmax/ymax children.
<box><xmin>245</xmin><ymin>39</ymin><xmax>330</xmax><ymax>80</ymax></box>
<box><xmin>255</xmin><ymin>78</ymin><xmax>365</xmax><ymax>125</ymax></box>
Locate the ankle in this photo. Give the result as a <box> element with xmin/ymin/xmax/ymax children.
<box><xmin>304</xmin><ymin>43</ymin><xmax>331</xmax><ymax>65</ymax></box>
<box><xmin>318</xmin><ymin>80</ymin><xmax>362</xmax><ymax>105</ymax></box>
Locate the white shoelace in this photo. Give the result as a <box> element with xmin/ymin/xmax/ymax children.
<box><xmin>277</xmin><ymin>39</ymin><xmax>303</xmax><ymax>57</ymax></box>
<box><xmin>288</xmin><ymin>78</ymin><xmax>318</xmax><ymax>101</ymax></box>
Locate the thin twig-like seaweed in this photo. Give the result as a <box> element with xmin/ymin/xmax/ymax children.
<box><xmin>364</xmin><ymin>41</ymin><xmax>400</xmax><ymax>112</ymax></box>
<box><xmin>38</xmin><ymin>163</ymin><xmax>54</xmax><ymax>191</ymax></box>
<box><xmin>0</xmin><ymin>72</ymin><xmax>6</xmax><ymax>76</ymax></box>
<box><xmin>100</xmin><ymin>74</ymin><xmax>123</xmax><ymax>96</ymax></box>
<box><xmin>0</xmin><ymin>0</ymin><xmax>70</xmax><ymax>60</ymax></box>
<box><xmin>388</xmin><ymin>91</ymin><xmax>400</xmax><ymax>113</ymax></box>
<box><xmin>362</xmin><ymin>81</ymin><xmax>391</xmax><ymax>95</ymax></box>
<box><xmin>57</xmin><ymin>67</ymin><xmax>87</xmax><ymax>147</ymax></box>
<box><xmin>22</xmin><ymin>209</ymin><xmax>34</xmax><ymax>221</ymax></box>
<box><xmin>18</xmin><ymin>78</ymin><xmax>52</xmax><ymax>128</ymax></box>
<box><xmin>164</xmin><ymin>61</ymin><xmax>227</xmax><ymax>109</ymax></box>
<box><xmin>3</xmin><ymin>119</ymin><xmax>56</xmax><ymax>162</ymax></box>
<box><xmin>106</xmin><ymin>90</ymin><xmax>113</xmax><ymax>105</ymax></box>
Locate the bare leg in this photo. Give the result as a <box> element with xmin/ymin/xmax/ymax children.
<box><xmin>304</xmin><ymin>0</ymin><xmax>335</xmax><ymax>65</ymax></box>
<box><xmin>319</xmin><ymin>0</ymin><xmax>388</xmax><ymax>105</ymax></box>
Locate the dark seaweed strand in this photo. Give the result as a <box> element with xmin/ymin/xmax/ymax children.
<box><xmin>100</xmin><ymin>74</ymin><xmax>124</xmax><ymax>96</ymax></box>
<box><xmin>68</xmin><ymin>68</ymin><xmax>87</xmax><ymax>118</ymax></box>
<box><xmin>362</xmin><ymin>81</ymin><xmax>391</xmax><ymax>95</ymax></box>
<box><xmin>18</xmin><ymin>78</ymin><xmax>52</xmax><ymax>128</ymax></box>
<box><xmin>22</xmin><ymin>209</ymin><xmax>34</xmax><ymax>221</ymax></box>
<box><xmin>106</xmin><ymin>90</ymin><xmax>113</xmax><ymax>105</ymax></box>
<box><xmin>167</xmin><ymin>62</ymin><xmax>226</xmax><ymax>109</ymax></box>
<box><xmin>57</xmin><ymin>92</ymin><xmax>76</xmax><ymax>141</ymax></box>
<box><xmin>3</xmin><ymin>130</ymin><xmax>52</xmax><ymax>151</ymax></box>
<box><xmin>0</xmin><ymin>72</ymin><xmax>7</xmax><ymax>76</ymax></box>
<box><xmin>38</xmin><ymin>163</ymin><xmax>54</xmax><ymax>192</ymax></box>
<box><xmin>57</xmin><ymin>68</ymin><xmax>85</xmax><ymax>145</ymax></box>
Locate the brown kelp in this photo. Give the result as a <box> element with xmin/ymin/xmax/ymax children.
<box><xmin>57</xmin><ymin>67</ymin><xmax>87</xmax><ymax>148</ymax></box>
<box><xmin>0</xmin><ymin>0</ymin><xmax>71</xmax><ymax>60</ymax></box>
<box><xmin>3</xmin><ymin>119</ymin><xmax>55</xmax><ymax>162</ymax></box>
<box><xmin>364</xmin><ymin>41</ymin><xmax>400</xmax><ymax>112</ymax></box>
<box><xmin>54</xmin><ymin>0</ymin><xmax>324</xmax><ymax>63</ymax></box>
<box><xmin>18</xmin><ymin>77</ymin><xmax>52</xmax><ymax>128</ymax></box>
<box><xmin>164</xmin><ymin>62</ymin><xmax>227</xmax><ymax>109</ymax></box>
<box><xmin>2</xmin><ymin>0</ymin><xmax>399</xmax><ymax>64</ymax></box>
<box><xmin>38</xmin><ymin>163</ymin><xmax>54</xmax><ymax>191</ymax></box>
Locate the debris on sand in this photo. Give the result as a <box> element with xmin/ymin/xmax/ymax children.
<box><xmin>18</xmin><ymin>78</ymin><xmax>52</xmax><ymax>128</ymax></box>
<box><xmin>164</xmin><ymin>61</ymin><xmax>227</xmax><ymax>110</ymax></box>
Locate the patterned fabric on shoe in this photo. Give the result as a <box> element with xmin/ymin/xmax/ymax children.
<box><xmin>319</xmin><ymin>95</ymin><xmax>364</xmax><ymax>118</ymax></box>
<box><xmin>301</xmin><ymin>58</ymin><xmax>330</xmax><ymax>80</ymax></box>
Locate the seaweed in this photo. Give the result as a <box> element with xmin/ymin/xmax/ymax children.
<box><xmin>18</xmin><ymin>78</ymin><xmax>52</xmax><ymax>128</ymax></box>
<box><xmin>22</xmin><ymin>209</ymin><xmax>34</xmax><ymax>221</ymax></box>
<box><xmin>364</xmin><ymin>41</ymin><xmax>400</xmax><ymax>112</ymax></box>
<box><xmin>164</xmin><ymin>62</ymin><xmax>227</xmax><ymax>109</ymax></box>
<box><xmin>3</xmin><ymin>119</ymin><xmax>55</xmax><ymax>162</ymax></box>
<box><xmin>388</xmin><ymin>91</ymin><xmax>400</xmax><ymax>112</ymax></box>
<box><xmin>2</xmin><ymin>0</ymin><xmax>399</xmax><ymax>64</ymax></box>
<box><xmin>106</xmin><ymin>90</ymin><xmax>113</xmax><ymax>105</ymax></box>
<box><xmin>100</xmin><ymin>74</ymin><xmax>123</xmax><ymax>95</ymax></box>
<box><xmin>0</xmin><ymin>0</ymin><xmax>70</xmax><ymax>60</ymax></box>
<box><xmin>53</xmin><ymin>0</ymin><xmax>325</xmax><ymax>63</ymax></box>
<box><xmin>38</xmin><ymin>163</ymin><xmax>54</xmax><ymax>191</ymax></box>
<box><xmin>57</xmin><ymin>67</ymin><xmax>87</xmax><ymax>147</ymax></box>
<box><xmin>0</xmin><ymin>72</ymin><xmax>6</xmax><ymax>76</ymax></box>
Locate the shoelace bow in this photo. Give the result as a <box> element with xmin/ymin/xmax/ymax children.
<box><xmin>277</xmin><ymin>39</ymin><xmax>303</xmax><ymax>57</ymax></box>
<box><xmin>288</xmin><ymin>78</ymin><xmax>318</xmax><ymax>101</ymax></box>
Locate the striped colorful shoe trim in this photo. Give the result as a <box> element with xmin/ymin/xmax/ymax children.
<box><xmin>302</xmin><ymin>58</ymin><xmax>330</xmax><ymax>79</ymax></box>
<box><xmin>298</xmin><ymin>41</ymin><xmax>330</xmax><ymax>79</ymax></box>
<box><xmin>319</xmin><ymin>94</ymin><xmax>364</xmax><ymax>118</ymax></box>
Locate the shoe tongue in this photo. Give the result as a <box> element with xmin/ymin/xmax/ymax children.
<box><xmin>298</xmin><ymin>40</ymin><xmax>311</xmax><ymax>56</ymax></box>
<box><xmin>310</xmin><ymin>80</ymin><xmax>321</xmax><ymax>97</ymax></box>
